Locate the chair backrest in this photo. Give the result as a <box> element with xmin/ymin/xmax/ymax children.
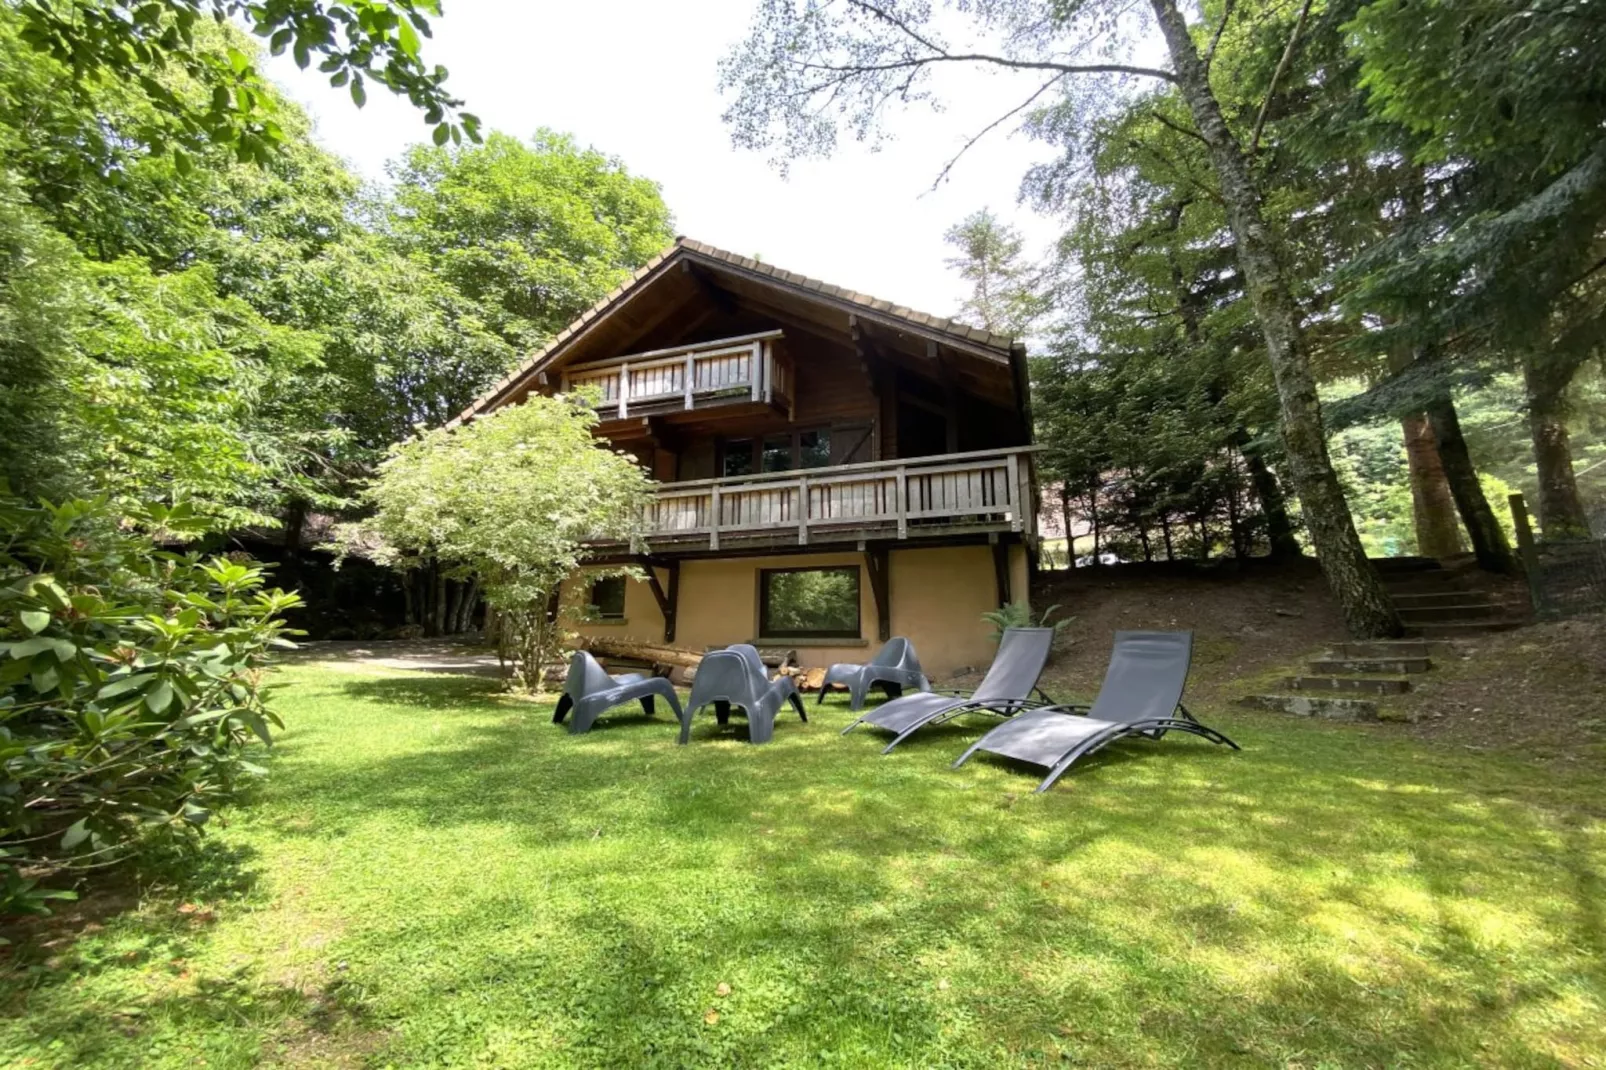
<box><xmin>688</xmin><ymin>649</ymin><xmax>759</xmax><ymax>707</ymax></box>
<box><xmin>971</xmin><ymin>627</ymin><xmax>1055</xmax><ymax>703</ymax></box>
<box><xmin>726</xmin><ymin>643</ymin><xmax>769</xmax><ymax>686</ymax></box>
<box><xmin>867</xmin><ymin>637</ymin><xmax>911</xmax><ymax>669</ymax></box>
<box><xmin>1086</xmin><ymin>631</ymin><xmax>1193</xmax><ymax>723</ymax></box>
<box><xmin>564</xmin><ymin>650</ymin><xmax>616</xmax><ymax>699</ymax></box>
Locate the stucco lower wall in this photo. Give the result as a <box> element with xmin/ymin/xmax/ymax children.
<box><xmin>567</xmin><ymin>543</ymin><xmax>1032</xmax><ymax>679</ymax></box>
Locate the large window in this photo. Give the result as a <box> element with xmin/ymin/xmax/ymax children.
<box><xmin>589</xmin><ymin>576</ymin><xmax>626</xmax><ymax>620</ymax></box>
<box><xmin>759</xmin><ymin>566</ymin><xmax>860</xmax><ymax>639</ymax></box>
<box><xmin>720</xmin><ymin>429</ymin><xmax>833</xmax><ymax>477</ymax></box>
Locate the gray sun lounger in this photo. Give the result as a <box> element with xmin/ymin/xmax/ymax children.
<box><xmin>681</xmin><ymin>646</ymin><xmax>807</xmax><ymax>744</ymax></box>
<box><xmin>553</xmin><ymin>650</ymin><xmax>685</xmax><ymax>735</ymax></box>
<box><xmin>817</xmin><ymin>637</ymin><xmax>932</xmax><ymax>711</ymax></box>
<box><xmin>841</xmin><ymin>627</ymin><xmax>1056</xmax><ymax>753</ymax></box>
<box><xmin>953</xmin><ymin>630</ymin><xmax>1238</xmax><ymax>792</ymax></box>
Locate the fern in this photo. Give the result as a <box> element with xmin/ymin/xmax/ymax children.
<box><xmin>982</xmin><ymin>602</ymin><xmax>1073</xmax><ymax>643</ymax></box>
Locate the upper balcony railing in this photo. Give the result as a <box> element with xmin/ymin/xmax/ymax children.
<box><xmin>561</xmin><ymin>330</ymin><xmax>791</xmax><ymax>421</ymax></box>
<box><xmin>628</xmin><ymin>446</ymin><xmax>1040</xmax><ymax>550</ymax></box>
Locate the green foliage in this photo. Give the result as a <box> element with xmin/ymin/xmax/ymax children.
<box><xmin>943</xmin><ymin>210</ymin><xmax>1047</xmax><ymax>337</ymax></box>
<box><xmin>0</xmin><ymin>492</ymin><xmax>302</xmax><ymax>920</ymax></box>
<box><xmin>341</xmin><ymin>395</ymin><xmax>654</xmax><ymax>690</ymax></box>
<box><xmin>383</xmin><ymin>130</ymin><xmax>676</xmax><ymax>350</ymax></box>
<box><xmin>981</xmin><ymin>601</ymin><xmax>1072</xmax><ymax>643</ymax></box>
<box><xmin>11</xmin><ymin>0</ymin><xmax>477</xmax><ymax>167</ymax></box>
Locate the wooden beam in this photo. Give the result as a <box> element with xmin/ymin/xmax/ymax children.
<box><xmin>934</xmin><ymin>342</ymin><xmax>961</xmax><ymax>453</ymax></box>
<box><xmin>992</xmin><ymin>538</ymin><xmax>1011</xmax><ymax>608</ymax></box>
<box><xmin>864</xmin><ymin>546</ymin><xmax>891</xmax><ymax>642</ymax></box>
<box><xmin>641</xmin><ymin>558</ymin><xmax>680</xmax><ymax>643</ymax></box>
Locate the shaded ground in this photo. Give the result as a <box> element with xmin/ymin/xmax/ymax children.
<box><xmin>1030</xmin><ymin>558</ymin><xmax>1347</xmax><ymax>706</ymax></box>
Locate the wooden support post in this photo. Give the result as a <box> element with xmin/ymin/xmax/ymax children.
<box><xmin>865</xmin><ymin>546</ymin><xmax>891</xmax><ymax>642</ymax></box>
<box><xmin>618</xmin><ymin>362</ymin><xmax>630</xmax><ymax>419</ymax></box>
<box><xmin>1006</xmin><ymin>451</ymin><xmax>1022</xmax><ymax>531</ymax></box>
<box><xmin>894</xmin><ymin>465</ymin><xmax>908</xmax><ymax>539</ymax></box>
<box><xmin>992</xmin><ymin>537</ymin><xmax>1011</xmax><ymax>608</ymax></box>
<box><xmin>932</xmin><ymin>341</ymin><xmax>960</xmax><ymax>453</ymax></box>
<box><xmin>683</xmin><ymin>353</ymin><xmax>695</xmax><ymax>409</ymax></box>
<box><xmin>709</xmin><ymin>486</ymin><xmax>722</xmax><ymax>551</ymax></box>
<box><xmin>797</xmin><ymin>477</ymin><xmax>810</xmax><ymax>545</ymax></box>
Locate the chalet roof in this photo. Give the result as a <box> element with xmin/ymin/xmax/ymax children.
<box><xmin>451</xmin><ymin>236</ymin><xmax>1018</xmax><ymax>425</ymax></box>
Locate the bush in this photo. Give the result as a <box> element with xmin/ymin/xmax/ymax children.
<box><xmin>0</xmin><ymin>493</ymin><xmax>301</xmax><ymax>925</ymax></box>
<box><xmin>981</xmin><ymin>602</ymin><xmax>1073</xmax><ymax>644</ymax></box>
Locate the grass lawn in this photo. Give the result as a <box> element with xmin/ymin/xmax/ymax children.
<box><xmin>3</xmin><ymin>659</ymin><xmax>1605</xmax><ymax>1068</ymax></box>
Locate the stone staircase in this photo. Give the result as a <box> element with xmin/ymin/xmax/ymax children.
<box><xmin>1236</xmin><ymin>555</ymin><xmax>1526</xmax><ymax>722</ymax></box>
<box><xmin>1237</xmin><ymin>639</ymin><xmax>1440</xmax><ymax>722</ymax></box>
<box><xmin>1373</xmin><ymin>555</ymin><xmax>1522</xmax><ymax>638</ymax></box>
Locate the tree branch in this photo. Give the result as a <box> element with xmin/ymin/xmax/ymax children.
<box><xmin>1149</xmin><ymin>110</ymin><xmax>1209</xmax><ymax>146</ymax></box>
<box><xmin>801</xmin><ymin>54</ymin><xmax>1176</xmax><ymax>83</ymax></box>
<box><xmin>929</xmin><ymin>74</ymin><xmax>1065</xmax><ymax>190</ymax></box>
<box><xmin>1250</xmin><ymin>0</ymin><xmax>1314</xmax><ymax>155</ymax></box>
<box><xmin>1204</xmin><ymin>0</ymin><xmax>1236</xmax><ymax>72</ymax></box>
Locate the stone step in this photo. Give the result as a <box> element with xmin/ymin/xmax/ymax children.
<box><xmin>1285</xmin><ymin>675</ymin><xmax>1412</xmax><ymax>695</ymax></box>
<box><xmin>1307</xmin><ymin>656</ymin><xmax>1431</xmax><ymax>674</ymax></box>
<box><xmin>1404</xmin><ymin>620</ymin><xmax>1523</xmax><ymax>638</ymax></box>
<box><xmin>1392</xmin><ymin>590</ymin><xmax>1487</xmax><ymax>607</ymax></box>
<box><xmin>1331</xmin><ymin>640</ymin><xmax>1438</xmax><ymax>659</ymax></box>
<box><xmin>1397</xmin><ymin>602</ymin><xmax>1503</xmax><ymax>622</ymax></box>
<box><xmin>1370</xmin><ymin>556</ymin><xmax>1442</xmax><ymax>573</ymax></box>
<box><xmin>1382</xmin><ymin>574</ymin><xmax>1469</xmax><ymax>593</ymax></box>
<box><xmin>1236</xmin><ymin>693</ymin><xmax>1381</xmax><ymax>720</ymax></box>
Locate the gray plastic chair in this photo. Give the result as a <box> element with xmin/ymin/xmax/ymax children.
<box><xmin>842</xmin><ymin>627</ymin><xmax>1055</xmax><ymax>753</ymax></box>
<box><xmin>681</xmin><ymin>648</ymin><xmax>807</xmax><ymax>744</ymax></box>
<box><xmin>817</xmin><ymin>637</ymin><xmax>932</xmax><ymax>711</ymax></box>
<box><xmin>953</xmin><ymin>631</ymin><xmax>1238</xmax><ymax>792</ymax></box>
<box><xmin>552</xmin><ymin>650</ymin><xmax>685</xmax><ymax>736</ymax></box>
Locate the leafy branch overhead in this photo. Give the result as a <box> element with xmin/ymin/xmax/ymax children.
<box><xmin>13</xmin><ymin>0</ymin><xmax>479</xmax><ymax>165</ymax></box>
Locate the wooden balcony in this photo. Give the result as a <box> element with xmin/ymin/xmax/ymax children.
<box><xmin>623</xmin><ymin>447</ymin><xmax>1040</xmax><ymax>551</ymax></box>
<box><xmin>561</xmin><ymin>330</ymin><xmax>792</xmax><ymax>422</ymax></box>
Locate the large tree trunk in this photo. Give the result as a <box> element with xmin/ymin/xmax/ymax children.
<box><xmin>1415</xmin><ymin>363</ymin><xmax>1515</xmax><ymax>572</ymax></box>
<box><xmin>1150</xmin><ymin>0</ymin><xmax>1400</xmax><ymax>637</ymax></box>
<box><xmin>1522</xmin><ymin>350</ymin><xmax>1591</xmax><ymax>537</ymax></box>
<box><xmin>1401</xmin><ymin>413</ymin><xmax>1464</xmax><ymax>559</ymax></box>
<box><xmin>1239</xmin><ymin>441</ymin><xmax>1301</xmax><ymax>558</ymax></box>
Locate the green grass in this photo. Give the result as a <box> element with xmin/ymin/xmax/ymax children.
<box><xmin>4</xmin><ymin>662</ymin><xmax>1605</xmax><ymax>1068</ymax></box>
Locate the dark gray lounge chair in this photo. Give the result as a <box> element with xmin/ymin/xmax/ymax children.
<box><xmin>817</xmin><ymin>637</ymin><xmax>932</xmax><ymax>711</ymax></box>
<box><xmin>841</xmin><ymin>627</ymin><xmax>1056</xmax><ymax>753</ymax></box>
<box><xmin>681</xmin><ymin>647</ymin><xmax>807</xmax><ymax>744</ymax></box>
<box><xmin>952</xmin><ymin>630</ymin><xmax>1238</xmax><ymax>792</ymax></box>
<box><xmin>553</xmin><ymin>650</ymin><xmax>685</xmax><ymax>736</ymax></box>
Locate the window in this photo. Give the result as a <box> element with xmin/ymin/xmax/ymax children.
<box><xmin>721</xmin><ymin>439</ymin><xmax>754</xmax><ymax>478</ymax></box>
<box><xmin>720</xmin><ymin>428</ymin><xmax>833</xmax><ymax>477</ymax></box>
<box><xmin>798</xmin><ymin>429</ymin><xmax>831</xmax><ymax>469</ymax></box>
<box><xmin>762</xmin><ymin>434</ymin><xmax>793</xmax><ymax>473</ymax></box>
<box><xmin>759</xmin><ymin>567</ymin><xmax>860</xmax><ymax>639</ymax></box>
<box><xmin>589</xmin><ymin>576</ymin><xmax>626</xmax><ymax>620</ymax></box>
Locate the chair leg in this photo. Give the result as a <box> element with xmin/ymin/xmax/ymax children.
<box><xmin>788</xmin><ymin>691</ymin><xmax>807</xmax><ymax>721</ymax></box>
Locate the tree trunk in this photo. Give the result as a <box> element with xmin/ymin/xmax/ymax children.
<box><xmin>430</xmin><ymin>564</ymin><xmax>447</xmax><ymax>638</ymax></box>
<box><xmin>454</xmin><ymin>577</ymin><xmax>480</xmax><ymax>633</ymax></box>
<box><xmin>401</xmin><ymin>571</ymin><xmax>417</xmax><ymax>627</ymax></box>
<box><xmin>1149</xmin><ymin>0</ymin><xmax>1400</xmax><ymax>636</ymax></box>
<box><xmin>1419</xmin><ymin>376</ymin><xmax>1516</xmax><ymax>573</ymax></box>
<box><xmin>1087</xmin><ymin>478</ymin><xmax>1102</xmax><ymax>564</ymax></box>
<box><xmin>1059</xmin><ymin>482</ymin><xmax>1076</xmax><ymax>569</ymax></box>
<box><xmin>443</xmin><ymin>579</ymin><xmax>462</xmax><ymax>636</ymax></box>
<box><xmin>1160</xmin><ymin>513</ymin><xmax>1175</xmax><ymax>560</ymax></box>
<box><xmin>1522</xmin><ymin>350</ymin><xmax>1591</xmax><ymax>537</ymax></box>
<box><xmin>1401</xmin><ymin>413</ymin><xmax>1464</xmax><ymax>559</ymax></box>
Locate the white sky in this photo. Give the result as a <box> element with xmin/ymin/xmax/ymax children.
<box><xmin>262</xmin><ymin>0</ymin><xmax>1073</xmax><ymax>320</ymax></box>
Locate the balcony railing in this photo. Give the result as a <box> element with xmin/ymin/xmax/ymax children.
<box><xmin>561</xmin><ymin>330</ymin><xmax>791</xmax><ymax>421</ymax></box>
<box><xmin>634</xmin><ymin>447</ymin><xmax>1039</xmax><ymax>550</ymax></box>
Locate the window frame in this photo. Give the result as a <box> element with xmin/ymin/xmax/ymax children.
<box><xmin>588</xmin><ymin>575</ymin><xmax>627</xmax><ymax>621</ymax></box>
<box><xmin>757</xmin><ymin>565</ymin><xmax>862</xmax><ymax>640</ymax></box>
<box><xmin>718</xmin><ymin>427</ymin><xmax>834</xmax><ymax>478</ymax></box>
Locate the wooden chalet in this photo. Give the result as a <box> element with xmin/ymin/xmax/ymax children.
<box><xmin>455</xmin><ymin>237</ymin><xmax>1039</xmax><ymax>677</ymax></box>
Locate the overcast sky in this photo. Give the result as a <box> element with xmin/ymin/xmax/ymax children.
<box><xmin>263</xmin><ymin>0</ymin><xmax>1070</xmax><ymax>321</ymax></box>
